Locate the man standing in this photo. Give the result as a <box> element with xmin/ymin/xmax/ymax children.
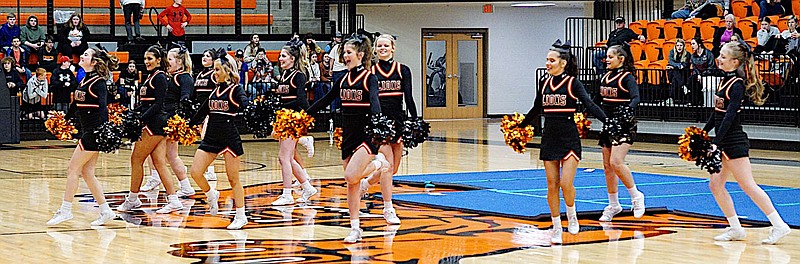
<box><xmin>122</xmin><ymin>0</ymin><xmax>146</xmax><ymax>45</ymax></box>
<box><xmin>593</xmin><ymin>16</ymin><xmax>646</xmax><ymax>75</ymax></box>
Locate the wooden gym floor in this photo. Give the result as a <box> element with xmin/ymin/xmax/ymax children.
<box><xmin>0</xmin><ymin>119</ymin><xmax>797</xmax><ymax>263</ymax></box>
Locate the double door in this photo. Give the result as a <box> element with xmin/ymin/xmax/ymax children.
<box><xmin>422</xmin><ymin>32</ymin><xmax>484</xmax><ymax>119</ymax></box>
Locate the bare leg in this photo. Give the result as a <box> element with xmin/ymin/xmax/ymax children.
<box><xmin>278</xmin><ymin>138</ymin><xmax>297</xmax><ymax>188</ymax></box>
<box><xmin>165</xmin><ymin>140</ymin><xmax>188</xmax><ymax>181</ymax></box>
<box><xmin>601</xmin><ymin>147</ymin><xmax>618</xmax><ymax>194</ymax></box>
<box><xmin>223</xmin><ymin>153</ymin><xmax>244</xmax><ymax>207</ymax></box>
<box><xmin>63</xmin><ymin>147</ymin><xmax>97</xmax><ymax>202</ymax></box>
<box><xmin>290</xmin><ymin>151</ymin><xmax>310</xmax><ymax>183</ymax></box>
<box><xmin>189</xmin><ymin>149</ymin><xmax>217</xmax><ymax>193</ymax></box>
<box><xmin>728</xmin><ymin>157</ymin><xmax>778</xmax><ymax>215</ymax></box>
<box><xmin>544</xmin><ymin>160</ymin><xmax>562</xmax><ymax>217</ymax></box>
<box><xmin>709</xmin><ymin>161</ymin><xmax>737</xmax><ymax>217</ymax></box>
<box><xmin>151</xmin><ymin>139</ymin><xmax>177</xmax><ymax>195</ymax></box>
<box><xmin>560</xmin><ymin>157</ymin><xmax>579</xmax><ymax>207</ymax></box>
<box><xmin>79</xmin><ymin>152</ymin><xmax>107</xmax><ymax>205</ymax></box>
<box><xmin>610</xmin><ymin>144</ymin><xmax>636</xmax><ymax>189</ymax></box>
<box><xmin>129</xmin><ymin>132</ymin><xmax>165</xmax><ymax>193</ymax></box>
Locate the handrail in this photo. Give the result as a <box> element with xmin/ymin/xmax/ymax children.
<box><xmin>148</xmin><ymin>7</ymin><xmax>162</xmax><ymax>38</ymax></box>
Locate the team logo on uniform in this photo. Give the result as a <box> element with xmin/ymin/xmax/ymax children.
<box><xmin>73</xmin><ymin>90</ymin><xmax>86</xmax><ymax>102</ymax></box>
<box><xmin>88</xmin><ymin>179</ymin><xmax>749</xmax><ymax>263</ymax></box>
<box><xmin>600</xmin><ymin>85</ymin><xmax>619</xmax><ymax>98</ymax></box>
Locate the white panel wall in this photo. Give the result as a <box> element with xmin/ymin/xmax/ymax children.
<box><xmin>358</xmin><ymin>3</ymin><xmax>584</xmax><ymax>115</ymax></box>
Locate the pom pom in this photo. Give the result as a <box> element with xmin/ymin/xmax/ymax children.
<box><xmin>333</xmin><ymin>127</ymin><xmax>343</xmax><ymax>150</ymax></box>
<box><xmin>164</xmin><ymin>115</ymin><xmax>201</xmax><ymax>146</ymax></box>
<box><xmin>176</xmin><ymin>99</ymin><xmax>199</xmax><ymax>119</ymax></box>
<box><xmin>44</xmin><ymin>111</ymin><xmax>78</xmax><ymax>141</ymax></box>
<box><xmin>500</xmin><ymin>112</ymin><xmax>535</xmax><ymax>153</ymax></box>
<box><xmin>367</xmin><ymin>113</ymin><xmax>396</xmax><ymax>145</ymax></box>
<box><xmin>272</xmin><ymin>108</ymin><xmax>315</xmax><ymax>140</ymax></box>
<box><xmin>678</xmin><ymin>126</ymin><xmax>721</xmax><ymax>174</ymax></box>
<box><xmin>402</xmin><ymin>117</ymin><xmax>430</xmax><ymax>149</ymax></box>
<box><xmin>107</xmin><ymin>103</ymin><xmax>128</xmax><ymax>126</ymax></box>
<box><xmin>244</xmin><ymin>94</ymin><xmax>281</xmax><ymax>138</ymax></box>
<box><xmin>601</xmin><ymin>105</ymin><xmax>636</xmax><ymax>145</ymax></box>
<box><xmin>121</xmin><ymin>109</ymin><xmax>143</xmax><ymax>142</ymax></box>
<box><xmin>574</xmin><ymin>113</ymin><xmax>592</xmax><ymax>139</ymax></box>
<box><xmin>94</xmin><ymin>122</ymin><xmax>124</xmax><ymax>153</ymax></box>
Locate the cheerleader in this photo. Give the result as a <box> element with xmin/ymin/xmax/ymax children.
<box><xmin>117</xmin><ymin>46</ymin><xmax>184</xmax><ymax>213</ymax></box>
<box><xmin>597</xmin><ymin>45</ymin><xmax>645</xmax><ymax>222</ymax></box>
<box><xmin>357</xmin><ymin>34</ymin><xmax>418</xmax><ymax>225</ymax></box>
<box><xmin>515</xmin><ymin>40</ymin><xmax>607</xmax><ymax>244</ymax></box>
<box><xmin>187</xmin><ymin>53</ymin><xmax>249</xmax><ymax>229</ymax></box>
<box><xmin>140</xmin><ymin>47</ymin><xmax>196</xmax><ymax>196</ymax></box>
<box><xmin>270</xmin><ymin>40</ymin><xmax>318</xmax><ymax>206</ymax></box>
<box><xmin>192</xmin><ymin>49</ymin><xmax>219</xmax><ymax>180</ymax></box>
<box><xmin>704</xmin><ymin>41</ymin><xmax>790</xmax><ymax>244</ymax></box>
<box><xmin>306</xmin><ymin>35</ymin><xmax>390</xmax><ymax>243</ymax></box>
<box><xmin>47</xmin><ymin>47</ymin><xmax>118</xmax><ymax>226</ymax></box>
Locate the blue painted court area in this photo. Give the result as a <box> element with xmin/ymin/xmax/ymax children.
<box><xmin>392</xmin><ymin>169</ymin><xmax>800</xmax><ymax>227</ymax></box>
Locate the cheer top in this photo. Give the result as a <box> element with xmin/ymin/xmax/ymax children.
<box><xmin>372</xmin><ymin>59</ymin><xmax>418</xmax><ymax>118</ymax></box>
<box><xmin>190</xmin><ymin>81</ymin><xmax>249</xmax><ymax>126</ymax></box>
<box><xmin>598</xmin><ymin>69</ymin><xmax>640</xmax><ymax>111</ymax></box>
<box><xmin>164</xmin><ymin>70</ymin><xmax>194</xmax><ymax>115</ymax></box>
<box><xmin>703</xmin><ymin>72</ymin><xmax>746</xmax><ymax>144</ymax></box>
<box><xmin>139</xmin><ymin>70</ymin><xmax>168</xmax><ymax>121</ymax></box>
<box><xmin>275</xmin><ymin>69</ymin><xmax>309</xmax><ymax>110</ymax></box>
<box><xmin>520</xmin><ymin>73</ymin><xmax>607</xmax><ymax>126</ymax></box>
<box><xmin>193</xmin><ymin>67</ymin><xmax>216</xmax><ymax>102</ymax></box>
<box><xmin>307</xmin><ymin>65</ymin><xmax>380</xmax><ymax>116</ymax></box>
<box><xmin>74</xmin><ymin>72</ymin><xmax>108</xmax><ymax>129</ymax></box>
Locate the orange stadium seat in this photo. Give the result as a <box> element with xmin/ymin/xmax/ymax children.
<box><xmin>265</xmin><ymin>50</ymin><xmax>280</xmax><ymax>62</ymax></box>
<box><xmin>629</xmin><ymin>41</ymin><xmax>645</xmax><ymax>62</ymax></box>
<box><xmin>738</xmin><ymin>19</ymin><xmax>756</xmax><ymax>39</ymax></box>
<box><xmin>795</xmin><ymin>0</ymin><xmax>800</xmax><ymax>17</ymax></box>
<box><xmin>109</xmin><ymin>52</ymin><xmax>129</xmax><ymax>63</ymax></box>
<box><xmin>663</xmin><ymin>39</ymin><xmax>676</xmax><ymax>56</ymax></box>
<box><xmin>111</xmin><ymin>71</ymin><xmax>120</xmax><ymax>82</ymax></box>
<box><xmin>750</xmin><ymin>0</ymin><xmax>761</xmax><ymax>16</ymax></box>
<box><xmin>629</xmin><ymin>20</ymin><xmax>648</xmax><ymax>36</ymax></box>
<box><xmin>777</xmin><ymin>17</ymin><xmax>789</xmax><ymax>32</ymax></box>
<box><xmin>703</xmin><ymin>39</ymin><xmax>714</xmax><ymax>51</ymax></box>
<box><xmin>745</xmin><ymin>38</ymin><xmax>757</xmax><ymax>48</ymax></box>
<box><xmin>633</xmin><ymin>63</ymin><xmax>647</xmax><ymax>84</ymax></box>
<box><xmin>731</xmin><ymin>0</ymin><xmax>751</xmax><ymax>17</ymax></box>
<box><xmin>645</xmin><ymin>39</ymin><xmax>665</xmax><ymax>62</ymax></box>
<box><xmin>700</xmin><ymin>18</ymin><xmax>721</xmax><ymax>40</ymax></box>
<box><xmin>1</xmin><ymin>0</ymin><xmax>258</xmax><ymax>9</ymax></box>
<box><xmin>646</xmin><ymin>19</ymin><xmax>666</xmax><ymax>40</ymax></box>
<box><xmin>682</xmin><ymin>18</ymin><xmax>701</xmax><ymax>40</ymax></box>
<box><xmin>664</xmin><ymin>19</ymin><xmax>682</xmax><ymax>40</ymax></box>
<box><xmin>647</xmin><ymin>60</ymin><xmax>667</xmax><ymax>85</ymax></box>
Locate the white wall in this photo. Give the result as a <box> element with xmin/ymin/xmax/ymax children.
<box><xmin>357</xmin><ymin>3</ymin><xmax>584</xmax><ymax>115</ymax></box>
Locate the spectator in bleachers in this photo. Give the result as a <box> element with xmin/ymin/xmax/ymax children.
<box><xmin>38</xmin><ymin>36</ymin><xmax>58</xmax><ymax>72</ymax></box>
<box><xmin>234</xmin><ymin>49</ymin><xmax>249</xmax><ymax>89</ymax></box>
<box><xmin>666</xmin><ymin>39</ymin><xmax>691</xmax><ymax>105</ymax></box>
<box><xmin>50</xmin><ymin>56</ymin><xmax>77</xmax><ymax>112</ymax></box>
<box><xmin>754</xmin><ymin>17</ymin><xmax>781</xmax><ymax>54</ymax></box>
<box><xmin>0</xmin><ymin>13</ymin><xmax>19</xmax><ymax>50</ymax></box>
<box><xmin>158</xmin><ymin>0</ymin><xmax>192</xmax><ymax>43</ymax></box>
<box><xmin>712</xmin><ymin>14</ymin><xmax>743</xmax><ymax>57</ymax></box>
<box><xmin>688</xmin><ymin>37</ymin><xmax>716</xmax><ymax>105</ymax></box>
<box><xmin>5</xmin><ymin>37</ymin><xmax>31</xmax><ymax>80</ymax></box>
<box><xmin>57</xmin><ymin>14</ymin><xmax>90</xmax><ymax>59</ymax></box>
<box><xmin>122</xmin><ymin>0</ymin><xmax>146</xmax><ymax>45</ymax></box>
<box><xmin>315</xmin><ymin>53</ymin><xmax>331</xmax><ymax>104</ymax></box>
<box><xmin>304</xmin><ymin>33</ymin><xmax>324</xmax><ymax>57</ymax></box>
<box><xmin>307</xmin><ymin>51</ymin><xmax>321</xmax><ymax>102</ymax></box>
<box><xmin>778</xmin><ymin>15</ymin><xmax>799</xmax><ymax>53</ymax></box>
<box><xmin>249</xmin><ymin>48</ymin><xmax>273</xmax><ymax>99</ymax></box>
<box><xmin>2</xmin><ymin>57</ymin><xmax>24</xmax><ymax>96</ymax></box>
<box><xmin>324</xmin><ymin>31</ymin><xmax>342</xmax><ymax>53</ymax></box>
<box><xmin>243</xmin><ymin>34</ymin><xmax>261</xmax><ymax>64</ymax></box>
<box><xmin>759</xmin><ymin>0</ymin><xmax>786</xmax><ymax>19</ymax></box>
<box><xmin>673</xmin><ymin>0</ymin><xmax>702</xmax><ymax>19</ymax></box>
<box><xmin>118</xmin><ymin>60</ymin><xmax>139</xmax><ymax>106</ymax></box>
<box><xmin>594</xmin><ymin>16</ymin><xmax>646</xmax><ymax>75</ymax></box>
<box><xmin>20</xmin><ymin>15</ymin><xmax>45</xmax><ymax>55</ymax></box>
<box><xmin>22</xmin><ymin>68</ymin><xmax>47</xmax><ymax>120</ymax></box>
<box><xmin>690</xmin><ymin>0</ymin><xmax>730</xmax><ymax>19</ymax></box>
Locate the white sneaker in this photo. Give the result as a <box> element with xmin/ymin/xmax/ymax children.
<box><xmin>762</xmin><ymin>225</ymin><xmax>791</xmax><ymax>244</ymax></box>
<box><xmin>551</xmin><ymin>228</ymin><xmax>563</xmax><ymax>244</ymax></box>
<box><xmin>291</xmin><ymin>179</ymin><xmax>301</xmax><ymax>188</ymax></box>
<box><xmin>599</xmin><ymin>205</ymin><xmax>623</xmax><ymax>222</ymax></box>
<box><xmin>567</xmin><ymin>215</ymin><xmax>580</xmax><ymax>235</ymax></box>
<box><xmin>271</xmin><ymin>194</ymin><xmax>295</xmax><ymax>206</ymax></box>
<box><xmin>91</xmin><ymin>211</ymin><xmax>116</xmax><ymax>226</ymax></box>
<box><xmin>384</xmin><ymin>208</ymin><xmax>401</xmax><ymax>225</ymax></box>
<box><xmin>344</xmin><ymin>228</ymin><xmax>363</xmax><ymax>243</ymax></box>
<box><xmin>632</xmin><ymin>193</ymin><xmax>645</xmax><ymax>218</ymax></box>
<box><xmin>116</xmin><ymin>196</ymin><xmax>142</xmax><ymax>212</ymax></box>
<box><xmin>714</xmin><ymin>227</ymin><xmax>747</xmax><ymax>241</ymax></box>
<box><xmin>297</xmin><ymin>186</ymin><xmax>318</xmax><ymax>203</ymax></box>
<box><xmin>176</xmin><ymin>185</ymin><xmax>196</xmax><ymax>197</ymax></box>
<box><xmin>374</xmin><ymin>153</ymin><xmax>390</xmax><ymax>172</ymax></box>
<box><xmin>204</xmin><ymin>170</ymin><xmax>217</xmax><ymax>181</ymax></box>
<box><xmin>47</xmin><ymin>210</ymin><xmax>74</xmax><ymax>225</ymax></box>
<box><xmin>140</xmin><ymin>177</ymin><xmax>162</xmax><ymax>192</ymax></box>
<box><xmin>156</xmin><ymin>200</ymin><xmax>184</xmax><ymax>214</ymax></box>
<box><xmin>227</xmin><ymin>216</ymin><xmax>248</xmax><ymax>230</ymax></box>
<box><xmin>299</xmin><ymin>136</ymin><xmax>315</xmax><ymax>157</ymax></box>
<box><xmin>358</xmin><ymin>178</ymin><xmax>371</xmax><ymax>197</ymax></box>
<box><xmin>206</xmin><ymin>189</ymin><xmax>220</xmax><ymax>215</ymax></box>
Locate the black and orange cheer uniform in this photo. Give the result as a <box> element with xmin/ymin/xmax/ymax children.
<box><xmin>597</xmin><ymin>68</ymin><xmax>640</xmax><ymax>147</ymax></box>
<box><xmin>164</xmin><ymin>69</ymin><xmax>194</xmax><ymax>117</ymax></box>
<box><xmin>372</xmin><ymin>59</ymin><xmax>418</xmax><ymax>143</ymax></box>
<box><xmin>193</xmin><ymin>67</ymin><xmax>216</xmax><ymax>105</ymax></box>
<box><xmin>275</xmin><ymin>69</ymin><xmax>309</xmax><ymax>111</ymax></box>
<box><xmin>520</xmin><ymin>73</ymin><xmax>607</xmax><ymax>161</ymax></box>
<box><xmin>308</xmin><ymin>65</ymin><xmax>381</xmax><ymax>160</ymax></box>
<box><xmin>190</xmin><ymin>81</ymin><xmax>249</xmax><ymax>157</ymax></box>
<box><xmin>703</xmin><ymin>72</ymin><xmax>750</xmax><ymax>159</ymax></box>
<box><xmin>74</xmin><ymin>72</ymin><xmax>109</xmax><ymax>151</ymax></box>
<box><xmin>139</xmin><ymin>70</ymin><xmax>170</xmax><ymax>136</ymax></box>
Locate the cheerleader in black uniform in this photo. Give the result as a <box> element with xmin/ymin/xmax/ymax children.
<box><xmin>515</xmin><ymin>40</ymin><xmax>607</xmax><ymax>244</ymax></box>
<box><xmin>356</xmin><ymin>34</ymin><xmax>418</xmax><ymax>225</ymax></box>
<box><xmin>117</xmin><ymin>46</ymin><xmax>184</xmax><ymax>214</ymax></box>
<box><xmin>704</xmin><ymin>41</ymin><xmax>790</xmax><ymax>244</ymax></box>
<box><xmin>270</xmin><ymin>40</ymin><xmax>319</xmax><ymax>206</ymax></box>
<box><xmin>307</xmin><ymin>35</ymin><xmax>390</xmax><ymax>243</ymax></box>
<box><xmin>597</xmin><ymin>45</ymin><xmax>646</xmax><ymax>222</ymax></box>
<box><xmin>187</xmin><ymin>53</ymin><xmax>250</xmax><ymax>229</ymax></box>
<box><xmin>47</xmin><ymin>47</ymin><xmax>118</xmax><ymax>226</ymax></box>
<box><xmin>192</xmin><ymin>49</ymin><xmax>219</xmax><ymax>180</ymax></box>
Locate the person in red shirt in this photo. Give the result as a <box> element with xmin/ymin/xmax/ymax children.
<box><xmin>157</xmin><ymin>0</ymin><xmax>191</xmax><ymax>43</ymax></box>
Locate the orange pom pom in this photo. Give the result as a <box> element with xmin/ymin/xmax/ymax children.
<box><xmin>500</xmin><ymin>112</ymin><xmax>535</xmax><ymax>153</ymax></box>
<box><xmin>107</xmin><ymin>103</ymin><xmax>128</xmax><ymax>126</ymax></box>
<box><xmin>333</xmin><ymin>127</ymin><xmax>343</xmax><ymax>150</ymax></box>
<box><xmin>678</xmin><ymin>125</ymin><xmax>710</xmax><ymax>161</ymax></box>
<box><xmin>44</xmin><ymin>111</ymin><xmax>78</xmax><ymax>141</ymax></box>
<box><xmin>574</xmin><ymin>113</ymin><xmax>592</xmax><ymax>139</ymax></box>
<box><xmin>271</xmin><ymin>109</ymin><xmax>315</xmax><ymax>140</ymax></box>
<box><xmin>164</xmin><ymin>115</ymin><xmax>201</xmax><ymax>146</ymax></box>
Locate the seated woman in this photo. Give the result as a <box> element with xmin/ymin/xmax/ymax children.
<box><xmin>666</xmin><ymin>39</ymin><xmax>691</xmax><ymax>105</ymax></box>
<box><xmin>754</xmin><ymin>17</ymin><xmax>781</xmax><ymax>54</ymax></box>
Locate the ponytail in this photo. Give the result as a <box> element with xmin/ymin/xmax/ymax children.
<box><xmin>723</xmin><ymin>41</ymin><xmax>766</xmax><ymax>106</ymax></box>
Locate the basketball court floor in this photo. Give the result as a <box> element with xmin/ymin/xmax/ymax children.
<box><xmin>0</xmin><ymin>119</ymin><xmax>797</xmax><ymax>263</ymax></box>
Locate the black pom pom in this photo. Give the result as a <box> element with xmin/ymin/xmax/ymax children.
<box><xmin>402</xmin><ymin>117</ymin><xmax>430</xmax><ymax>149</ymax></box>
<box><xmin>94</xmin><ymin>122</ymin><xmax>124</xmax><ymax>153</ymax></box>
<box><xmin>697</xmin><ymin>148</ymin><xmax>722</xmax><ymax>174</ymax></box>
<box><xmin>176</xmin><ymin>98</ymin><xmax>198</xmax><ymax>120</ymax></box>
<box><xmin>122</xmin><ymin>109</ymin><xmax>143</xmax><ymax>142</ymax></box>
<box><xmin>243</xmin><ymin>93</ymin><xmax>281</xmax><ymax>138</ymax></box>
<box><xmin>367</xmin><ymin>113</ymin><xmax>396</xmax><ymax>145</ymax></box>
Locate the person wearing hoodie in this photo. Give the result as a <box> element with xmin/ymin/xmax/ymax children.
<box><xmin>20</xmin><ymin>15</ymin><xmax>45</xmax><ymax>55</ymax></box>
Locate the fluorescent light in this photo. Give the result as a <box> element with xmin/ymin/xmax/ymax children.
<box><xmin>512</xmin><ymin>2</ymin><xmax>556</xmax><ymax>7</ymax></box>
